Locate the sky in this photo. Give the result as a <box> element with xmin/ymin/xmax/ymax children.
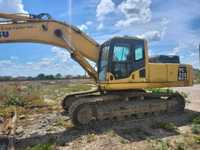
<box><xmin>0</xmin><ymin>0</ymin><xmax>199</xmax><ymax>77</ymax></box>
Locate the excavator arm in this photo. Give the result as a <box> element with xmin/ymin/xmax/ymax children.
<box><xmin>0</xmin><ymin>13</ymin><xmax>100</xmax><ymax>81</ymax></box>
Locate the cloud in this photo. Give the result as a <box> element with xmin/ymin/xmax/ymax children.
<box><xmin>136</xmin><ymin>18</ymin><xmax>169</xmax><ymax>41</ymax></box>
<box><xmin>96</xmin><ymin>0</ymin><xmax>115</xmax><ymax>30</ymax></box>
<box><xmin>10</xmin><ymin>56</ymin><xmax>19</xmax><ymax>60</ymax></box>
<box><xmin>86</xmin><ymin>21</ymin><xmax>93</xmax><ymax>26</ymax></box>
<box><xmin>116</xmin><ymin>0</ymin><xmax>152</xmax><ymax>27</ymax></box>
<box><xmin>51</xmin><ymin>46</ymin><xmax>70</xmax><ymax>63</ymax></box>
<box><xmin>78</xmin><ymin>24</ymin><xmax>88</xmax><ymax>32</ymax></box>
<box><xmin>0</xmin><ymin>60</ymin><xmax>13</xmax><ymax>66</ymax></box>
<box><xmin>166</xmin><ymin>40</ymin><xmax>199</xmax><ymax>68</ymax></box>
<box><xmin>137</xmin><ymin>30</ymin><xmax>162</xmax><ymax>41</ymax></box>
<box><xmin>97</xmin><ymin>23</ymin><xmax>104</xmax><ymax>30</ymax></box>
<box><xmin>170</xmin><ymin>45</ymin><xmax>182</xmax><ymax>55</ymax></box>
<box><xmin>96</xmin><ymin>0</ymin><xmax>115</xmax><ymax>21</ymax></box>
<box><xmin>78</xmin><ymin>21</ymin><xmax>93</xmax><ymax>32</ymax></box>
<box><xmin>0</xmin><ymin>0</ymin><xmax>27</xmax><ymax>14</ymax></box>
<box><xmin>0</xmin><ymin>46</ymin><xmax>84</xmax><ymax>76</ymax></box>
<box><xmin>170</xmin><ymin>41</ymin><xmax>199</xmax><ymax>55</ymax></box>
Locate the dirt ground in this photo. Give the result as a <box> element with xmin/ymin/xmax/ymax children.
<box><xmin>173</xmin><ymin>84</ymin><xmax>200</xmax><ymax>112</ymax></box>
<box><xmin>0</xmin><ymin>81</ymin><xmax>200</xmax><ymax>150</ymax></box>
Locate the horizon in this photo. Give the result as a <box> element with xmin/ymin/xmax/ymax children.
<box><xmin>0</xmin><ymin>0</ymin><xmax>200</xmax><ymax>76</ymax></box>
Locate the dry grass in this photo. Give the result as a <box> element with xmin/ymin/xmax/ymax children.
<box><xmin>0</xmin><ymin>80</ymin><xmax>93</xmax><ymax>118</ymax></box>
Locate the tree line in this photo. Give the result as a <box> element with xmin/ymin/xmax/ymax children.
<box><xmin>1</xmin><ymin>68</ymin><xmax>199</xmax><ymax>82</ymax></box>
<box><xmin>193</xmin><ymin>68</ymin><xmax>200</xmax><ymax>83</ymax></box>
<box><xmin>0</xmin><ymin>73</ymin><xmax>90</xmax><ymax>81</ymax></box>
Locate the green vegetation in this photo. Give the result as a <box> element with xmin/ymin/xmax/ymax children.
<box><xmin>193</xmin><ymin>69</ymin><xmax>200</xmax><ymax>84</ymax></box>
<box><xmin>86</xmin><ymin>133</ymin><xmax>96</xmax><ymax>143</ymax></box>
<box><xmin>175</xmin><ymin>142</ymin><xmax>186</xmax><ymax>150</ymax></box>
<box><xmin>54</xmin><ymin>117</ymin><xmax>73</xmax><ymax>128</ymax></box>
<box><xmin>25</xmin><ymin>143</ymin><xmax>54</xmax><ymax>150</ymax></box>
<box><xmin>147</xmin><ymin>88</ymin><xmax>189</xmax><ymax>103</ymax></box>
<box><xmin>147</xmin><ymin>88</ymin><xmax>174</xmax><ymax>94</ymax></box>
<box><xmin>191</xmin><ymin>116</ymin><xmax>200</xmax><ymax>134</ymax></box>
<box><xmin>194</xmin><ymin>136</ymin><xmax>200</xmax><ymax>144</ymax></box>
<box><xmin>4</xmin><ymin>95</ymin><xmax>26</xmax><ymax>107</ymax></box>
<box><xmin>152</xmin><ymin>122</ymin><xmax>178</xmax><ymax>132</ymax></box>
<box><xmin>0</xmin><ymin>73</ymin><xmax>89</xmax><ymax>81</ymax></box>
<box><xmin>152</xmin><ymin>139</ymin><xmax>169</xmax><ymax>150</ymax></box>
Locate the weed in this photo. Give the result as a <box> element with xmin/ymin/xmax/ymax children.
<box><xmin>4</xmin><ymin>95</ymin><xmax>26</xmax><ymax>107</ymax></box>
<box><xmin>54</xmin><ymin>117</ymin><xmax>73</xmax><ymax>128</ymax></box>
<box><xmin>86</xmin><ymin>133</ymin><xmax>96</xmax><ymax>143</ymax></box>
<box><xmin>152</xmin><ymin>122</ymin><xmax>178</xmax><ymax>132</ymax></box>
<box><xmin>25</xmin><ymin>143</ymin><xmax>54</xmax><ymax>150</ymax></box>
<box><xmin>192</xmin><ymin>124</ymin><xmax>200</xmax><ymax>134</ymax></box>
<box><xmin>107</xmin><ymin>129</ymin><xmax>117</xmax><ymax>137</ymax></box>
<box><xmin>153</xmin><ymin>140</ymin><xmax>169</xmax><ymax>150</ymax></box>
<box><xmin>191</xmin><ymin>116</ymin><xmax>200</xmax><ymax>134</ymax></box>
<box><xmin>118</xmin><ymin>127</ymin><xmax>151</xmax><ymax>142</ymax></box>
<box><xmin>55</xmin><ymin>117</ymin><xmax>66</xmax><ymax>127</ymax></box>
<box><xmin>147</xmin><ymin>88</ymin><xmax>174</xmax><ymax>94</ymax></box>
<box><xmin>66</xmin><ymin>84</ymin><xmax>92</xmax><ymax>93</ymax></box>
<box><xmin>119</xmin><ymin>138</ymin><xmax>129</xmax><ymax>144</ymax></box>
<box><xmin>194</xmin><ymin>136</ymin><xmax>200</xmax><ymax>144</ymax></box>
<box><xmin>175</xmin><ymin>142</ymin><xmax>186</xmax><ymax>150</ymax></box>
<box><xmin>192</xmin><ymin>116</ymin><xmax>200</xmax><ymax>124</ymax></box>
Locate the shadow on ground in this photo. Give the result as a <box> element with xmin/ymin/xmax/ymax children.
<box><xmin>8</xmin><ymin>109</ymin><xmax>200</xmax><ymax>149</ymax></box>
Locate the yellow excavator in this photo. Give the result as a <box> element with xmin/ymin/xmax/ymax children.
<box><xmin>0</xmin><ymin>13</ymin><xmax>193</xmax><ymax>125</ymax></box>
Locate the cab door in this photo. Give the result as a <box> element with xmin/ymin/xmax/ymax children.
<box><xmin>111</xmin><ymin>43</ymin><xmax>132</xmax><ymax>79</ymax></box>
<box><xmin>132</xmin><ymin>40</ymin><xmax>146</xmax><ymax>78</ymax></box>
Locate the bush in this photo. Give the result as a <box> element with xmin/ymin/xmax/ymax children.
<box><xmin>153</xmin><ymin>140</ymin><xmax>169</xmax><ymax>150</ymax></box>
<box><xmin>191</xmin><ymin>116</ymin><xmax>200</xmax><ymax>134</ymax></box>
<box><xmin>4</xmin><ymin>95</ymin><xmax>26</xmax><ymax>107</ymax></box>
<box><xmin>26</xmin><ymin>143</ymin><xmax>54</xmax><ymax>150</ymax></box>
<box><xmin>152</xmin><ymin>122</ymin><xmax>178</xmax><ymax>132</ymax></box>
<box><xmin>192</xmin><ymin>116</ymin><xmax>200</xmax><ymax>124</ymax></box>
<box><xmin>175</xmin><ymin>143</ymin><xmax>185</xmax><ymax>150</ymax></box>
<box><xmin>194</xmin><ymin>136</ymin><xmax>200</xmax><ymax>144</ymax></box>
<box><xmin>148</xmin><ymin>88</ymin><xmax>174</xmax><ymax>94</ymax></box>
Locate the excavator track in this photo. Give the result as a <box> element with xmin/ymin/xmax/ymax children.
<box><xmin>62</xmin><ymin>89</ymin><xmax>99</xmax><ymax>111</ymax></box>
<box><xmin>62</xmin><ymin>91</ymin><xmax>185</xmax><ymax>126</ymax></box>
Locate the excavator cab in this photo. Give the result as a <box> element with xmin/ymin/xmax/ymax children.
<box><xmin>99</xmin><ymin>37</ymin><xmax>146</xmax><ymax>82</ymax></box>
<box><xmin>98</xmin><ymin>37</ymin><xmax>192</xmax><ymax>91</ymax></box>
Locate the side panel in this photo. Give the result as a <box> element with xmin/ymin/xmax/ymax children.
<box><xmin>167</xmin><ymin>64</ymin><xmax>179</xmax><ymax>81</ymax></box>
<box><xmin>99</xmin><ymin>64</ymin><xmax>193</xmax><ymax>91</ymax></box>
<box><xmin>148</xmin><ymin>63</ymin><xmax>168</xmax><ymax>82</ymax></box>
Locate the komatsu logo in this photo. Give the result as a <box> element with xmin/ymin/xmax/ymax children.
<box><xmin>0</xmin><ymin>31</ymin><xmax>9</xmax><ymax>38</ymax></box>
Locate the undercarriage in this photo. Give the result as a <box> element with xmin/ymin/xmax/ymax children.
<box><xmin>62</xmin><ymin>90</ymin><xmax>185</xmax><ymax>126</ymax></box>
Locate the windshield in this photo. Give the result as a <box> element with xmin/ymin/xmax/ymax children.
<box><xmin>99</xmin><ymin>45</ymin><xmax>109</xmax><ymax>81</ymax></box>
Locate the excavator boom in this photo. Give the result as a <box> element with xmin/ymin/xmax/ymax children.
<box><xmin>0</xmin><ymin>13</ymin><xmax>99</xmax><ymax>80</ymax></box>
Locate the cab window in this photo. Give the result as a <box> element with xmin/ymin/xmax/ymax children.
<box><xmin>113</xmin><ymin>45</ymin><xmax>130</xmax><ymax>61</ymax></box>
<box><xmin>135</xmin><ymin>46</ymin><xmax>144</xmax><ymax>61</ymax></box>
<box><xmin>99</xmin><ymin>46</ymin><xmax>109</xmax><ymax>81</ymax></box>
<box><xmin>112</xmin><ymin>45</ymin><xmax>131</xmax><ymax>79</ymax></box>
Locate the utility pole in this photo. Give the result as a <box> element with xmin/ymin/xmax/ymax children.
<box><xmin>199</xmin><ymin>43</ymin><xmax>200</xmax><ymax>69</ymax></box>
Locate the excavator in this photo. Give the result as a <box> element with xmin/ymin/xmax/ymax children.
<box><xmin>0</xmin><ymin>13</ymin><xmax>193</xmax><ymax>126</ymax></box>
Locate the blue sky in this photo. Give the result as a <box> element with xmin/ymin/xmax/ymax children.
<box><xmin>0</xmin><ymin>0</ymin><xmax>199</xmax><ymax>77</ymax></box>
